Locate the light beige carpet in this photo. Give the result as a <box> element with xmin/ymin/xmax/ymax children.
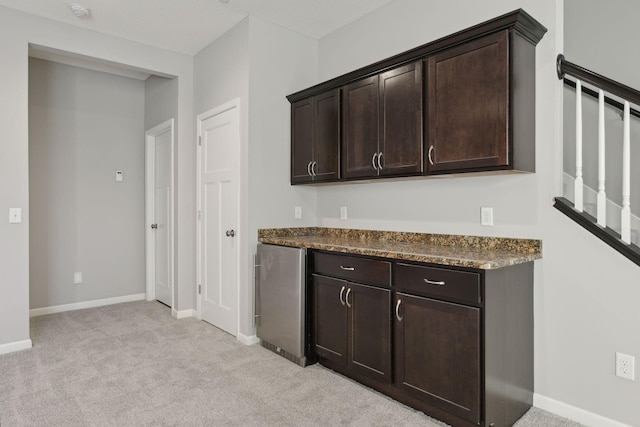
<box><xmin>0</xmin><ymin>301</ymin><xmax>583</xmax><ymax>426</ymax></box>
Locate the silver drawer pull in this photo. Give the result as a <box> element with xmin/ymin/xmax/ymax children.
<box><xmin>340</xmin><ymin>265</ymin><xmax>355</xmax><ymax>271</ymax></box>
<box><xmin>345</xmin><ymin>288</ymin><xmax>352</xmax><ymax>308</ymax></box>
<box><xmin>395</xmin><ymin>299</ymin><xmax>402</xmax><ymax>322</ymax></box>
<box><xmin>339</xmin><ymin>286</ymin><xmax>346</xmax><ymax>306</ymax></box>
<box><xmin>424</xmin><ymin>278</ymin><xmax>445</xmax><ymax>286</ymax></box>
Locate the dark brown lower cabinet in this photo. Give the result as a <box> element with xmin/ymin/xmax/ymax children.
<box><xmin>395</xmin><ymin>293</ymin><xmax>480</xmax><ymax>424</ymax></box>
<box><xmin>310</xmin><ymin>251</ymin><xmax>534</xmax><ymax>427</ymax></box>
<box><xmin>312</xmin><ymin>275</ymin><xmax>348</xmax><ymax>366</ymax></box>
<box><xmin>312</xmin><ymin>274</ymin><xmax>392</xmax><ymax>384</ymax></box>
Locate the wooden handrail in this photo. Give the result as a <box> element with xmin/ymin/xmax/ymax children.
<box><xmin>557</xmin><ymin>54</ymin><xmax>640</xmax><ymax>106</ymax></box>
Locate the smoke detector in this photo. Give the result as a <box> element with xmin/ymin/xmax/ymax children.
<box><xmin>69</xmin><ymin>3</ymin><xmax>91</xmax><ymax>18</ymax></box>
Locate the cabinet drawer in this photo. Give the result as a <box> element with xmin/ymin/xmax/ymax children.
<box><xmin>394</xmin><ymin>263</ymin><xmax>481</xmax><ymax>304</ymax></box>
<box><xmin>312</xmin><ymin>252</ymin><xmax>391</xmax><ymax>287</ymax></box>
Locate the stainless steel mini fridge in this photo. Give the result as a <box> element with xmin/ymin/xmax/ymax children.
<box><xmin>255</xmin><ymin>243</ymin><xmax>308</xmax><ymax>366</ymax></box>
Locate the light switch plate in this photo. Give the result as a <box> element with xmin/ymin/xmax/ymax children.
<box><xmin>74</xmin><ymin>272</ymin><xmax>83</xmax><ymax>284</ymax></box>
<box><xmin>9</xmin><ymin>208</ymin><xmax>22</xmax><ymax>223</ymax></box>
<box><xmin>481</xmin><ymin>207</ymin><xmax>494</xmax><ymax>226</ymax></box>
<box><xmin>294</xmin><ymin>206</ymin><xmax>302</xmax><ymax>219</ymax></box>
<box><xmin>340</xmin><ymin>206</ymin><xmax>348</xmax><ymax>220</ymax></box>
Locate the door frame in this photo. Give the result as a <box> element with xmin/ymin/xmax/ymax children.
<box><xmin>196</xmin><ymin>98</ymin><xmax>241</xmax><ymax>336</ymax></box>
<box><xmin>145</xmin><ymin>118</ymin><xmax>175</xmax><ymax>309</ymax></box>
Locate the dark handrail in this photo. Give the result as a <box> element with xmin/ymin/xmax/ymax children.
<box><xmin>557</xmin><ymin>55</ymin><xmax>640</xmax><ymax>106</ymax></box>
<box><xmin>562</xmin><ymin>78</ymin><xmax>640</xmax><ymax>120</ymax></box>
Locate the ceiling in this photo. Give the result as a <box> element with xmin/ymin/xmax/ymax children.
<box><xmin>0</xmin><ymin>0</ymin><xmax>396</xmax><ymax>55</ymax></box>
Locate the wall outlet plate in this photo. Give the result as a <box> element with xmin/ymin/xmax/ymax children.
<box><xmin>616</xmin><ymin>352</ymin><xmax>635</xmax><ymax>380</ymax></box>
<box><xmin>74</xmin><ymin>272</ymin><xmax>83</xmax><ymax>285</ymax></box>
<box><xmin>294</xmin><ymin>206</ymin><xmax>302</xmax><ymax>219</ymax></box>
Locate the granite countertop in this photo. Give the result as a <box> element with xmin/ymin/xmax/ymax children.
<box><xmin>258</xmin><ymin>227</ymin><xmax>542</xmax><ymax>270</ymax></box>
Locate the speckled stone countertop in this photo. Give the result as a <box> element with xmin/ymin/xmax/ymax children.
<box><xmin>258</xmin><ymin>227</ymin><xmax>542</xmax><ymax>270</ymax></box>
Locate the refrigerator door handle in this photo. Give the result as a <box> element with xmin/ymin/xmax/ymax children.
<box><xmin>254</xmin><ymin>254</ymin><xmax>261</xmax><ymax>327</ymax></box>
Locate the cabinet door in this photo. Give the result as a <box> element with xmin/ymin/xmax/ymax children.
<box><xmin>379</xmin><ymin>61</ymin><xmax>423</xmax><ymax>176</ymax></box>
<box><xmin>348</xmin><ymin>283</ymin><xmax>392</xmax><ymax>384</ymax></box>
<box><xmin>291</xmin><ymin>98</ymin><xmax>314</xmax><ymax>183</ymax></box>
<box><xmin>312</xmin><ymin>275</ymin><xmax>348</xmax><ymax>367</ymax></box>
<box><xmin>395</xmin><ymin>293</ymin><xmax>480</xmax><ymax>424</ymax></box>
<box><xmin>313</xmin><ymin>90</ymin><xmax>340</xmax><ymax>182</ymax></box>
<box><xmin>342</xmin><ymin>76</ymin><xmax>379</xmax><ymax>179</ymax></box>
<box><xmin>427</xmin><ymin>31</ymin><xmax>509</xmax><ymax>173</ymax></box>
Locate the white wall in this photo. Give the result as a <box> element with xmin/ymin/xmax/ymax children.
<box><xmin>145</xmin><ymin>75</ymin><xmax>179</xmax><ymax>131</ymax></box>
<box><xmin>193</xmin><ymin>16</ymin><xmax>318</xmax><ymax>338</ymax></box>
<box><xmin>0</xmin><ymin>5</ymin><xmax>194</xmax><ymax>348</ymax></box>
<box><xmin>316</xmin><ymin>0</ymin><xmax>640</xmax><ymax>425</ymax></box>
<box><xmin>246</xmin><ymin>17</ymin><xmax>318</xmax><ymax>336</ymax></box>
<box><xmin>564</xmin><ymin>0</ymin><xmax>640</xmax><ymax>90</ymax></box>
<box><xmin>29</xmin><ymin>58</ymin><xmax>145</xmax><ymax>309</ymax></box>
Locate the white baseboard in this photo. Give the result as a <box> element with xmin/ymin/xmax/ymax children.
<box><xmin>237</xmin><ymin>332</ymin><xmax>260</xmax><ymax>345</ymax></box>
<box><xmin>29</xmin><ymin>293</ymin><xmax>146</xmax><ymax>317</ymax></box>
<box><xmin>0</xmin><ymin>339</ymin><xmax>32</xmax><ymax>355</ymax></box>
<box><xmin>172</xmin><ymin>309</ymin><xmax>196</xmax><ymax>319</ymax></box>
<box><xmin>534</xmin><ymin>393</ymin><xmax>632</xmax><ymax>427</ymax></box>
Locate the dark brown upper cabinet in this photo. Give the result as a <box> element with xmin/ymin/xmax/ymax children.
<box><xmin>426</xmin><ymin>30</ymin><xmax>535</xmax><ymax>174</ymax></box>
<box><xmin>342</xmin><ymin>76</ymin><xmax>379</xmax><ymax>179</ymax></box>
<box><xmin>287</xmin><ymin>9</ymin><xmax>546</xmax><ymax>184</ymax></box>
<box><xmin>342</xmin><ymin>62</ymin><xmax>422</xmax><ymax>180</ymax></box>
<box><xmin>291</xmin><ymin>90</ymin><xmax>340</xmax><ymax>184</ymax></box>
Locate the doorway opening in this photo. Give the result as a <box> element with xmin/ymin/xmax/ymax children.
<box><xmin>28</xmin><ymin>45</ymin><xmax>178</xmax><ymax>318</ymax></box>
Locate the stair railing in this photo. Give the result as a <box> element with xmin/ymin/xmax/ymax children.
<box><xmin>557</xmin><ymin>55</ymin><xmax>639</xmax><ymax>244</ymax></box>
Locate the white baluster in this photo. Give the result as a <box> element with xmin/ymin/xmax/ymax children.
<box><xmin>597</xmin><ymin>90</ymin><xmax>606</xmax><ymax>227</ymax></box>
<box><xmin>575</xmin><ymin>79</ymin><xmax>584</xmax><ymax>212</ymax></box>
<box><xmin>621</xmin><ymin>101</ymin><xmax>631</xmax><ymax>244</ymax></box>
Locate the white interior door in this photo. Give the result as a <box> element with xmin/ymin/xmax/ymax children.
<box><xmin>197</xmin><ymin>101</ymin><xmax>239</xmax><ymax>336</ymax></box>
<box><xmin>145</xmin><ymin>119</ymin><xmax>174</xmax><ymax>308</ymax></box>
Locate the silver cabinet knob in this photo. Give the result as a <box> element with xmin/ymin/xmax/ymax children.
<box><xmin>226</xmin><ymin>229</ymin><xmax>235</xmax><ymax>237</ymax></box>
<box><xmin>150</xmin><ymin>224</ymin><xmax>158</xmax><ymax>230</ymax></box>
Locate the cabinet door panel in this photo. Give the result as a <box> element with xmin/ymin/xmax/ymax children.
<box><xmin>427</xmin><ymin>31</ymin><xmax>508</xmax><ymax>172</ymax></box>
<box><xmin>291</xmin><ymin>98</ymin><xmax>314</xmax><ymax>183</ymax></box>
<box><xmin>395</xmin><ymin>293</ymin><xmax>480</xmax><ymax>424</ymax></box>
<box><xmin>342</xmin><ymin>76</ymin><xmax>379</xmax><ymax>179</ymax></box>
<box><xmin>314</xmin><ymin>90</ymin><xmax>340</xmax><ymax>181</ymax></box>
<box><xmin>349</xmin><ymin>283</ymin><xmax>392</xmax><ymax>383</ymax></box>
<box><xmin>379</xmin><ymin>61</ymin><xmax>423</xmax><ymax>176</ymax></box>
<box><xmin>312</xmin><ymin>275</ymin><xmax>348</xmax><ymax>366</ymax></box>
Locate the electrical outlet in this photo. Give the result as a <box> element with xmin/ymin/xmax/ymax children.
<box><xmin>74</xmin><ymin>272</ymin><xmax>83</xmax><ymax>285</ymax></box>
<box><xmin>481</xmin><ymin>207</ymin><xmax>494</xmax><ymax>226</ymax></box>
<box><xmin>294</xmin><ymin>206</ymin><xmax>302</xmax><ymax>219</ymax></box>
<box><xmin>616</xmin><ymin>352</ymin><xmax>635</xmax><ymax>380</ymax></box>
